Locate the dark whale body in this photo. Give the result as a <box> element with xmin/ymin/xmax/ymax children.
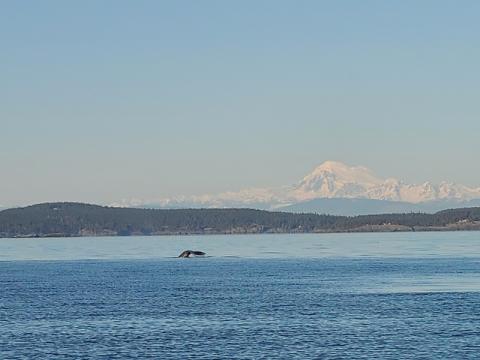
<box><xmin>178</xmin><ymin>250</ymin><xmax>206</xmax><ymax>258</ymax></box>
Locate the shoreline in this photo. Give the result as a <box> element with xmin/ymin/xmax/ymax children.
<box><xmin>3</xmin><ymin>223</ymin><xmax>480</xmax><ymax>239</ymax></box>
<box><xmin>2</xmin><ymin>202</ymin><xmax>480</xmax><ymax>239</ymax></box>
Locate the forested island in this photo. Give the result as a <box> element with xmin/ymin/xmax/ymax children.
<box><xmin>1</xmin><ymin>202</ymin><xmax>480</xmax><ymax>238</ymax></box>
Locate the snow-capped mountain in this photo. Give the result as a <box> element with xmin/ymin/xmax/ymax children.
<box><xmin>292</xmin><ymin>161</ymin><xmax>480</xmax><ymax>203</ymax></box>
<box><xmin>113</xmin><ymin>161</ymin><xmax>480</xmax><ymax>211</ymax></box>
<box><xmin>292</xmin><ymin>161</ymin><xmax>386</xmax><ymax>201</ymax></box>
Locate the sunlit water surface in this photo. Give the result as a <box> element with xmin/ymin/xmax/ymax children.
<box><xmin>1</xmin><ymin>232</ymin><xmax>480</xmax><ymax>358</ymax></box>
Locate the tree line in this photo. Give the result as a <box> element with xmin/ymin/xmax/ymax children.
<box><xmin>0</xmin><ymin>202</ymin><xmax>479</xmax><ymax>238</ymax></box>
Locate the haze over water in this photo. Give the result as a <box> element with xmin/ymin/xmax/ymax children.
<box><xmin>2</xmin><ymin>232</ymin><xmax>480</xmax><ymax>358</ymax></box>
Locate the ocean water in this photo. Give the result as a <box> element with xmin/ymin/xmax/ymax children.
<box><xmin>1</xmin><ymin>232</ymin><xmax>480</xmax><ymax>359</ymax></box>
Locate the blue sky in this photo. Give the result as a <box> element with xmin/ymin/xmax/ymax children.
<box><xmin>1</xmin><ymin>1</ymin><xmax>479</xmax><ymax>206</ymax></box>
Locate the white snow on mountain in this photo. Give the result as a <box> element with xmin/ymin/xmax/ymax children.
<box><xmin>293</xmin><ymin>161</ymin><xmax>385</xmax><ymax>201</ymax></box>
<box><xmin>112</xmin><ymin>161</ymin><xmax>480</xmax><ymax>209</ymax></box>
<box><xmin>292</xmin><ymin>161</ymin><xmax>480</xmax><ymax>203</ymax></box>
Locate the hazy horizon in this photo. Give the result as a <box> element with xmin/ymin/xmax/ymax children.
<box><xmin>2</xmin><ymin>159</ymin><xmax>480</xmax><ymax>210</ymax></box>
<box><xmin>2</xmin><ymin>1</ymin><xmax>480</xmax><ymax>207</ymax></box>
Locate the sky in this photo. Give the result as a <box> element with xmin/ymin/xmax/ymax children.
<box><xmin>1</xmin><ymin>0</ymin><xmax>480</xmax><ymax>207</ymax></box>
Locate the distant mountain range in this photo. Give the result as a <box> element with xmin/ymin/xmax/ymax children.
<box><xmin>114</xmin><ymin>161</ymin><xmax>480</xmax><ymax>216</ymax></box>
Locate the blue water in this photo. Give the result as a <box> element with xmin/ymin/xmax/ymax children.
<box><xmin>1</xmin><ymin>232</ymin><xmax>480</xmax><ymax>358</ymax></box>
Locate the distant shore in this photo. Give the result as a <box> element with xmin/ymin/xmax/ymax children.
<box><xmin>1</xmin><ymin>202</ymin><xmax>480</xmax><ymax>239</ymax></box>
<box><xmin>13</xmin><ymin>223</ymin><xmax>480</xmax><ymax>238</ymax></box>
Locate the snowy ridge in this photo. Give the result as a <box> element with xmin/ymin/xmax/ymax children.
<box><xmin>112</xmin><ymin>161</ymin><xmax>480</xmax><ymax>209</ymax></box>
<box><xmin>292</xmin><ymin>161</ymin><xmax>480</xmax><ymax>203</ymax></box>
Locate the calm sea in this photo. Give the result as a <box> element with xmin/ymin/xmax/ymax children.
<box><xmin>1</xmin><ymin>232</ymin><xmax>480</xmax><ymax>359</ymax></box>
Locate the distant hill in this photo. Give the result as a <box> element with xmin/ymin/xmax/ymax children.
<box><xmin>1</xmin><ymin>202</ymin><xmax>480</xmax><ymax>238</ymax></box>
<box><xmin>277</xmin><ymin>198</ymin><xmax>480</xmax><ymax>216</ymax></box>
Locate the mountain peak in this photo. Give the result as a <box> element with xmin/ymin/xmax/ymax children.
<box><xmin>315</xmin><ymin>160</ymin><xmax>351</xmax><ymax>171</ymax></box>
<box><xmin>295</xmin><ymin>161</ymin><xmax>384</xmax><ymax>200</ymax></box>
<box><xmin>311</xmin><ymin>161</ymin><xmax>380</xmax><ymax>179</ymax></box>
<box><xmin>118</xmin><ymin>161</ymin><xmax>480</xmax><ymax>209</ymax></box>
<box><xmin>312</xmin><ymin>160</ymin><xmax>369</xmax><ymax>174</ymax></box>
<box><xmin>292</xmin><ymin>161</ymin><xmax>480</xmax><ymax>203</ymax></box>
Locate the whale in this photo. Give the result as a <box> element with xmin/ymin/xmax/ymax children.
<box><xmin>178</xmin><ymin>250</ymin><xmax>206</xmax><ymax>258</ymax></box>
